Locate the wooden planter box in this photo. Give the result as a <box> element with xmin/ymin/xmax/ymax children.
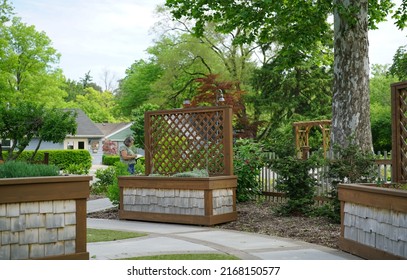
<box><xmin>338</xmin><ymin>183</ymin><xmax>407</xmax><ymax>259</ymax></box>
<box><xmin>118</xmin><ymin>175</ymin><xmax>237</xmax><ymax>226</ymax></box>
<box><xmin>0</xmin><ymin>176</ymin><xmax>91</xmax><ymax>260</ymax></box>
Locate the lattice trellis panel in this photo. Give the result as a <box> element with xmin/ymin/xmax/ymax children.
<box><xmin>144</xmin><ymin>106</ymin><xmax>233</xmax><ymax>176</ymax></box>
<box><xmin>391</xmin><ymin>82</ymin><xmax>407</xmax><ymax>183</ymax></box>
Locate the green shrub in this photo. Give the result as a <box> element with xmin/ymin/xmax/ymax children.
<box><xmin>5</xmin><ymin>150</ymin><xmax>92</xmax><ymax>172</ymax></box>
<box><xmin>233</xmin><ymin>139</ymin><xmax>266</xmax><ymax>202</ymax></box>
<box><xmin>269</xmin><ymin>153</ymin><xmax>323</xmax><ymax>216</ymax></box>
<box><xmin>321</xmin><ymin>138</ymin><xmax>377</xmax><ymax>223</ymax></box>
<box><xmin>102</xmin><ymin>155</ymin><xmax>120</xmax><ymax>165</ymax></box>
<box><xmin>0</xmin><ymin>161</ymin><xmax>60</xmax><ymax>178</ymax></box>
<box><xmin>135</xmin><ymin>157</ymin><xmax>145</xmax><ymax>175</ymax></box>
<box><xmin>107</xmin><ymin>162</ymin><xmax>130</xmax><ymax>206</ymax></box>
<box><xmin>63</xmin><ymin>163</ymin><xmax>89</xmax><ymax>175</ymax></box>
<box><xmin>91</xmin><ymin>166</ymin><xmax>116</xmax><ymax>195</ymax></box>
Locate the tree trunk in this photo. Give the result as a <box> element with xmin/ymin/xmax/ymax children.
<box><xmin>332</xmin><ymin>0</ymin><xmax>373</xmax><ymax>152</ymax></box>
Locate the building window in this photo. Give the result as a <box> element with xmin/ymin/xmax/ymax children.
<box><xmin>67</xmin><ymin>141</ymin><xmax>74</xmax><ymax>149</ymax></box>
<box><xmin>78</xmin><ymin>141</ymin><xmax>85</xmax><ymax>149</ymax></box>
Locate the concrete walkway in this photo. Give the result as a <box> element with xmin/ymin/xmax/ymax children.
<box><xmin>86</xmin><ymin>199</ymin><xmax>362</xmax><ymax>260</ymax></box>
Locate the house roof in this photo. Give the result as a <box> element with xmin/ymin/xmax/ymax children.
<box><xmin>66</xmin><ymin>109</ymin><xmax>104</xmax><ymax>138</ymax></box>
<box><xmin>95</xmin><ymin>122</ymin><xmax>133</xmax><ymax>140</ymax></box>
<box><xmin>95</xmin><ymin>122</ymin><xmax>131</xmax><ymax>136</ymax></box>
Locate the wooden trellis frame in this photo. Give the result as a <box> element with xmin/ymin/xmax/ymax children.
<box><xmin>293</xmin><ymin>120</ymin><xmax>331</xmax><ymax>159</ymax></box>
<box><xmin>144</xmin><ymin>106</ymin><xmax>234</xmax><ymax>176</ymax></box>
<box><xmin>118</xmin><ymin>106</ymin><xmax>237</xmax><ymax>226</ymax></box>
<box><xmin>391</xmin><ymin>81</ymin><xmax>407</xmax><ymax>183</ymax></box>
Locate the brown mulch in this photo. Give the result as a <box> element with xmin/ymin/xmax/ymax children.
<box><xmin>87</xmin><ymin>198</ymin><xmax>340</xmax><ymax>249</ymax></box>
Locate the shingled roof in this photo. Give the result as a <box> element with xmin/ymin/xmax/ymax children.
<box><xmin>66</xmin><ymin>109</ymin><xmax>104</xmax><ymax>138</ymax></box>
<box><xmin>95</xmin><ymin>122</ymin><xmax>132</xmax><ymax>138</ymax></box>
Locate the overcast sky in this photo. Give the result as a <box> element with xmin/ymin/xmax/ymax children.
<box><xmin>12</xmin><ymin>0</ymin><xmax>407</xmax><ymax>86</ymax></box>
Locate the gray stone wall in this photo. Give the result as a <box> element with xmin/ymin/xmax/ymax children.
<box><xmin>123</xmin><ymin>188</ymin><xmax>235</xmax><ymax>216</ymax></box>
<box><xmin>343</xmin><ymin>202</ymin><xmax>407</xmax><ymax>258</ymax></box>
<box><xmin>0</xmin><ymin>200</ymin><xmax>77</xmax><ymax>260</ymax></box>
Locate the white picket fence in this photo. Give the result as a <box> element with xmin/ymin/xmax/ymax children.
<box><xmin>258</xmin><ymin>151</ymin><xmax>392</xmax><ymax>202</ymax></box>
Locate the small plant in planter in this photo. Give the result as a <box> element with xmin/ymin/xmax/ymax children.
<box><xmin>0</xmin><ymin>161</ymin><xmax>60</xmax><ymax>178</ymax></box>
<box><xmin>372</xmin><ymin>182</ymin><xmax>407</xmax><ymax>190</ymax></box>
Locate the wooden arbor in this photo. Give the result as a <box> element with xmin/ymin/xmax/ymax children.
<box><xmin>293</xmin><ymin>120</ymin><xmax>331</xmax><ymax>159</ymax></box>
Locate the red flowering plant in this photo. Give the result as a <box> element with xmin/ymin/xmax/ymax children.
<box><xmin>102</xmin><ymin>139</ymin><xmax>118</xmax><ymax>155</ymax></box>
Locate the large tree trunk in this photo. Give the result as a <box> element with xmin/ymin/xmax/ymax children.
<box><xmin>332</xmin><ymin>0</ymin><xmax>373</xmax><ymax>152</ymax></box>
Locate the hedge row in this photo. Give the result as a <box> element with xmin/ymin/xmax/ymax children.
<box><xmin>1</xmin><ymin>150</ymin><xmax>92</xmax><ymax>171</ymax></box>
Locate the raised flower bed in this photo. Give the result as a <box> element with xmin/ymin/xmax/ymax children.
<box><xmin>0</xmin><ymin>175</ymin><xmax>91</xmax><ymax>260</ymax></box>
<box><xmin>119</xmin><ymin>175</ymin><xmax>237</xmax><ymax>225</ymax></box>
<box><xmin>338</xmin><ymin>183</ymin><xmax>407</xmax><ymax>259</ymax></box>
<box><xmin>118</xmin><ymin>106</ymin><xmax>237</xmax><ymax>226</ymax></box>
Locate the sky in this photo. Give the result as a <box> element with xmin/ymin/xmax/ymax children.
<box><xmin>11</xmin><ymin>0</ymin><xmax>407</xmax><ymax>86</ymax></box>
<box><xmin>12</xmin><ymin>0</ymin><xmax>164</xmax><ymax>85</ymax></box>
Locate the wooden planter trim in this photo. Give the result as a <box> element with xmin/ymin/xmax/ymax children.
<box><xmin>338</xmin><ymin>237</ymin><xmax>404</xmax><ymax>260</ymax></box>
<box><xmin>119</xmin><ymin>175</ymin><xmax>237</xmax><ymax>189</ymax></box>
<box><xmin>0</xmin><ymin>176</ymin><xmax>92</xmax><ymax>204</ymax></box>
<box><xmin>338</xmin><ymin>183</ymin><xmax>407</xmax><ymax>213</ymax></box>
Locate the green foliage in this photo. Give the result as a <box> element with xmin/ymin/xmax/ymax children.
<box><xmin>263</xmin><ymin>123</ymin><xmax>296</xmax><ymax>158</ymax></box>
<box><xmin>251</xmin><ymin>54</ymin><xmax>333</xmax><ymax>132</ymax></box>
<box><xmin>102</xmin><ymin>155</ymin><xmax>120</xmax><ymax>166</ymax></box>
<box><xmin>233</xmin><ymin>138</ymin><xmax>266</xmax><ymax>202</ymax></box>
<box><xmin>322</xmin><ymin>138</ymin><xmax>377</xmax><ymax>223</ymax></box>
<box><xmin>135</xmin><ymin>157</ymin><xmax>145</xmax><ymax>175</ymax></box>
<box><xmin>12</xmin><ymin>150</ymin><xmax>92</xmax><ymax>172</ymax></box>
<box><xmin>369</xmin><ymin>64</ymin><xmax>396</xmax><ymax>152</ymax></box>
<box><xmin>0</xmin><ymin>161</ymin><xmax>60</xmax><ymax>178</ymax></box>
<box><xmin>119</xmin><ymin>60</ymin><xmax>163</xmax><ymax>116</ymax></box>
<box><xmin>107</xmin><ymin>162</ymin><xmax>130</xmax><ymax>206</ymax></box>
<box><xmin>0</xmin><ymin>103</ymin><xmax>77</xmax><ymax>160</ymax></box>
<box><xmin>62</xmin><ymin>163</ymin><xmax>89</xmax><ymax>175</ymax></box>
<box><xmin>130</xmin><ymin>103</ymin><xmax>160</xmax><ymax>149</ymax></box>
<box><xmin>388</xmin><ymin>45</ymin><xmax>407</xmax><ymax>80</ymax></box>
<box><xmin>87</xmin><ymin>228</ymin><xmax>146</xmax><ymax>243</ymax></box>
<box><xmin>0</xmin><ymin>101</ymin><xmax>45</xmax><ymax>160</ymax></box>
<box><xmin>370</xmin><ymin>104</ymin><xmax>391</xmax><ymax>152</ymax></box>
<box><xmin>269</xmin><ymin>153</ymin><xmax>323</xmax><ymax>216</ymax></box>
<box><xmin>0</xmin><ymin>17</ymin><xmax>67</xmax><ymax>106</ymax></box>
<box><xmin>74</xmin><ymin>87</ymin><xmax>118</xmax><ymax>122</ymax></box>
<box><xmin>172</xmin><ymin>169</ymin><xmax>209</xmax><ymax>177</ymax></box>
<box><xmin>91</xmin><ymin>166</ymin><xmax>117</xmax><ymax>195</ymax></box>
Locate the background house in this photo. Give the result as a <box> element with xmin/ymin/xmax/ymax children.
<box><xmin>96</xmin><ymin>122</ymin><xmax>144</xmax><ymax>156</ymax></box>
<box><xmin>25</xmin><ymin>109</ymin><xmax>105</xmax><ymax>165</ymax></box>
<box><xmin>18</xmin><ymin>109</ymin><xmax>144</xmax><ymax>165</ymax></box>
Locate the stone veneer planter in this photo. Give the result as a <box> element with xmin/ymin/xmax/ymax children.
<box><xmin>0</xmin><ymin>176</ymin><xmax>91</xmax><ymax>260</ymax></box>
<box><xmin>118</xmin><ymin>175</ymin><xmax>237</xmax><ymax>226</ymax></box>
<box><xmin>338</xmin><ymin>183</ymin><xmax>407</xmax><ymax>259</ymax></box>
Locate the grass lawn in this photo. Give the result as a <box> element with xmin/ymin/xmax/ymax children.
<box><xmin>87</xmin><ymin>228</ymin><xmax>147</xmax><ymax>243</ymax></box>
<box><xmin>122</xmin><ymin>253</ymin><xmax>240</xmax><ymax>260</ymax></box>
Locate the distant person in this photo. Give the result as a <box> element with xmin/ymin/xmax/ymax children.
<box><xmin>119</xmin><ymin>136</ymin><xmax>141</xmax><ymax>174</ymax></box>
